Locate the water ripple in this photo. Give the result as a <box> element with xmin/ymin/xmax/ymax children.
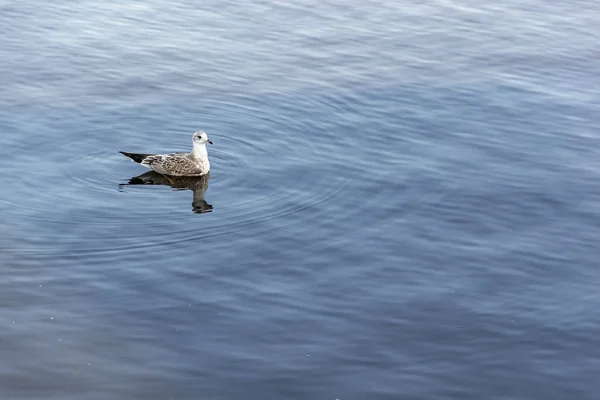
<box><xmin>3</xmin><ymin>90</ymin><xmax>369</xmax><ymax>264</ymax></box>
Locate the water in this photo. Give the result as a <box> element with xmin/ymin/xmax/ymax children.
<box><xmin>1</xmin><ymin>1</ymin><xmax>600</xmax><ymax>398</ymax></box>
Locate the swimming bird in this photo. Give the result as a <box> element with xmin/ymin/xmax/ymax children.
<box><xmin>120</xmin><ymin>131</ymin><xmax>213</xmax><ymax>176</ymax></box>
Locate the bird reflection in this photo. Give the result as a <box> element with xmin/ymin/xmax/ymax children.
<box><xmin>120</xmin><ymin>171</ymin><xmax>213</xmax><ymax>214</ymax></box>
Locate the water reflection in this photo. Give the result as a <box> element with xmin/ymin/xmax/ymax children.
<box><xmin>120</xmin><ymin>171</ymin><xmax>213</xmax><ymax>214</ymax></box>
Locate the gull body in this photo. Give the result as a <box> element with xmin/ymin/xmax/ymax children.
<box><xmin>120</xmin><ymin>131</ymin><xmax>212</xmax><ymax>176</ymax></box>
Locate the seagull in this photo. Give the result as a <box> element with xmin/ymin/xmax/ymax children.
<box><xmin>120</xmin><ymin>131</ymin><xmax>213</xmax><ymax>176</ymax></box>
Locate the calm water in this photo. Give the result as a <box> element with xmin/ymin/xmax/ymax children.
<box><xmin>1</xmin><ymin>1</ymin><xmax>600</xmax><ymax>399</ymax></box>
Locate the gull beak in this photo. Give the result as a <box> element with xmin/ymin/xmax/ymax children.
<box><xmin>208</xmin><ymin>139</ymin><xmax>213</xmax><ymax>145</ymax></box>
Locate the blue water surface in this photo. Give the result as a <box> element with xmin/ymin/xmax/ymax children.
<box><xmin>1</xmin><ymin>1</ymin><xmax>600</xmax><ymax>399</ymax></box>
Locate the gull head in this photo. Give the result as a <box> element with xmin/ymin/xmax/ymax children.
<box><xmin>193</xmin><ymin>131</ymin><xmax>213</xmax><ymax>145</ymax></box>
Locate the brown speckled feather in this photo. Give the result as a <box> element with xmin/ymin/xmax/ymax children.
<box><xmin>141</xmin><ymin>153</ymin><xmax>208</xmax><ymax>176</ymax></box>
<box><xmin>120</xmin><ymin>130</ymin><xmax>212</xmax><ymax>176</ymax></box>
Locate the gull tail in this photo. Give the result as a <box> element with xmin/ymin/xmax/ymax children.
<box><xmin>119</xmin><ymin>151</ymin><xmax>154</xmax><ymax>164</ymax></box>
